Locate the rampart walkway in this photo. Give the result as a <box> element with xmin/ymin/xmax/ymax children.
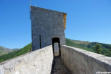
<box><xmin>0</xmin><ymin>45</ymin><xmax>111</xmax><ymax>74</ymax></box>
<box><xmin>52</xmin><ymin>57</ymin><xmax>70</xmax><ymax>74</ymax></box>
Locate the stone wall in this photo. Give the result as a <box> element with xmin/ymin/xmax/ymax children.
<box><xmin>0</xmin><ymin>45</ymin><xmax>53</xmax><ymax>74</ymax></box>
<box><xmin>31</xmin><ymin>6</ymin><xmax>66</xmax><ymax>50</ymax></box>
<box><xmin>61</xmin><ymin>45</ymin><xmax>111</xmax><ymax>74</ymax></box>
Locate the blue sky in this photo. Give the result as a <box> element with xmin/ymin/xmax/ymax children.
<box><xmin>0</xmin><ymin>0</ymin><xmax>111</xmax><ymax>49</ymax></box>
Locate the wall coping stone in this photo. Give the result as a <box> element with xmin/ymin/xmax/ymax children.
<box><xmin>62</xmin><ymin>45</ymin><xmax>111</xmax><ymax>67</ymax></box>
<box><xmin>0</xmin><ymin>45</ymin><xmax>52</xmax><ymax>65</ymax></box>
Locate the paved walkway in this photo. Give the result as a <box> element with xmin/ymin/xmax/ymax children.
<box><xmin>52</xmin><ymin>57</ymin><xmax>71</xmax><ymax>74</ymax></box>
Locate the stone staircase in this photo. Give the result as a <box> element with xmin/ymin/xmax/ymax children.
<box><xmin>52</xmin><ymin>57</ymin><xmax>71</xmax><ymax>74</ymax></box>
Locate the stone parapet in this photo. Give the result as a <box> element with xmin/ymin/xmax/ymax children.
<box><xmin>61</xmin><ymin>45</ymin><xmax>111</xmax><ymax>74</ymax></box>
<box><xmin>0</xmin><ymin>45</ymin><xmax>53</xmax><ymax>74</ymax></box>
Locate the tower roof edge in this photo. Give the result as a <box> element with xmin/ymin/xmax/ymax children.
<box><xmin>30</xmin><ymin>6</ymin><xmax>67</xmax><ymax>15</ymax></box>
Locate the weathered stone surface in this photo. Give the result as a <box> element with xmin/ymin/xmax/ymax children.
<box><xmin>52</xmin><ymin>57</ymin><xmax>71</xmax><ymax>74</ymax></box>
<box><xmin>31</xmin><ymin>6</ymin><xmax>66</xmax><ymax>50</ymax></box>
<box><xmin>0</xmin><ymin>45</ymin><xmax>53</xmax><ymax>74</ymax></box>
<box><xmin>61</xmin><ymin>45</ymin><xmax>111</xmax><ymax>74</ymax></box>
<box><xmin>1</xmin><ymin>45</ymin><xmax>111</xmax><ymax>74</ymax></box>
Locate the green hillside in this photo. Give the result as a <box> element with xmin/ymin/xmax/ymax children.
<box><xmin>0</xmin><ymin>38</ymin><xmax>111</xmax><ymax>63</ymax></box>
<box><xmin>0</xmin><ymin>44</ymin><xmax>32</xmax><ymax>62</ymax></box>
<box><xmin>66</xmin><ymin>38</ymin><xmax>111</xmax><ymax>57</ymax></box>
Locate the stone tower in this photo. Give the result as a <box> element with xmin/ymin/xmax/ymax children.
<box><xmin>30</xmin><ymin>6</ymin><xmax>66</xmax><ymax>53</ymax></box>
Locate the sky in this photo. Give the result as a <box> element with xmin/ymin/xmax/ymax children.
<box><xmin>0</xmin><ymin>0</ymin><xmax>111</xmax><ymax>49</ymax></box>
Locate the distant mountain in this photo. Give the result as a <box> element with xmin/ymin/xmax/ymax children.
<box><xmin>0</xmin><ymin>44</ymin><xmax>31</xmax><ymax>62</ymax></box>
<box><xmin>0</xmin><ymin>46</ymin><xmax>14</xmax><ymax>56</ymax></box>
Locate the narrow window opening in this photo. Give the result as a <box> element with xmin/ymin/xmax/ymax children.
<box><xmin>39</xmin><ymin>35</ymin><xmax>41</xmax><ymax>48</ymax></box>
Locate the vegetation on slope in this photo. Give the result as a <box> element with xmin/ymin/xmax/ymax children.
<box><xmin>0</xmin><ymin>38</ymin><xmax>111</xmax><ymax>63</ymax></box>
<box><xmin>66</xmin><ymin>38</ymin><xmax>111</xmax><ymax>57</ymax></box>
<box><xmin>0</xmin><ymin>43</ymin><xmax>32</xmax><ymax>62</ymax></box>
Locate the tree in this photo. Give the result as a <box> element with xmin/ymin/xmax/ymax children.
<box><xmin>93</xmin><ymin>44</ymin><xmax>102</xmax><ymax>54</ymax></box>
